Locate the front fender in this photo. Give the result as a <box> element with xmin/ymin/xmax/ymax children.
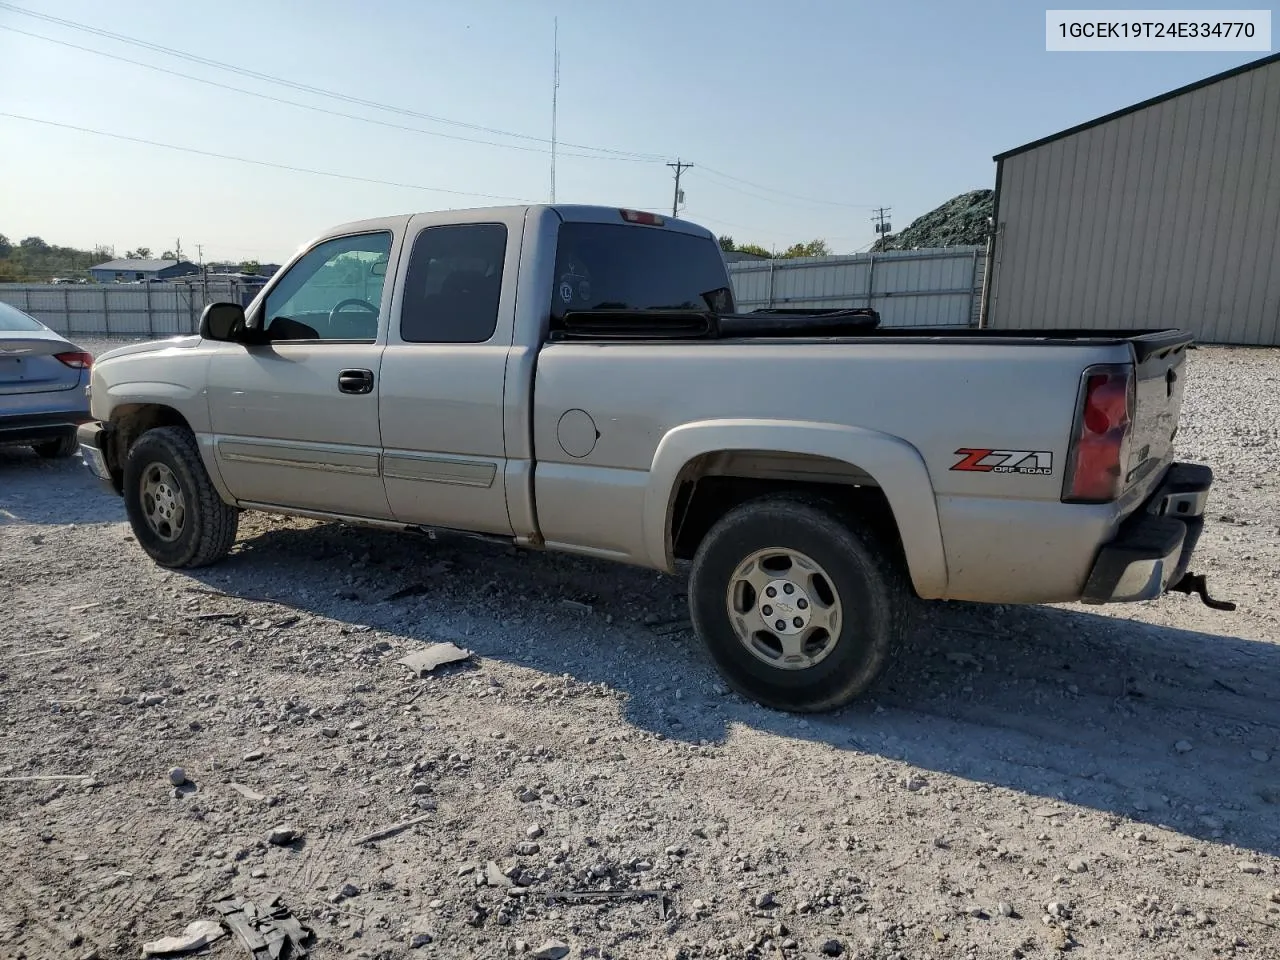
<box><xmin>642</xmin><ymin>419</ymin><xmax>949</xmax><ymax>599</ymax></box>
<box><xmin>91</xmin><ymin>344</ymin><xmax>212</xmax><ymax>433</ymax></box>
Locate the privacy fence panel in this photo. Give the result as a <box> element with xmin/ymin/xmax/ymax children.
<box><xmin>5</xmin><ymin>252</ymin><xmax>986</xmax><ymax>338</ymax></box>
<box><xmin>0</xmin><ymin>282</ymin><xmax>261</xmax><ymax>337</ymax></box>
<box><xmin>727</xmin><ymin>246</ymin><xmax>985</xmax><ymax>328</ymax></box>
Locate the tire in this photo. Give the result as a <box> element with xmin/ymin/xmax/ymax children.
<box><xmin>32</xmin><ymin>433</ymin><xmax>79</xmax><ymax>459</ymax></box>
<box><xmin>123</xmin><ymin>426</ymin><xmax>239</xmax><ymax>568</ymax></box>
<box><xmin>688</xmin><ymin>494</ymin><xmax>908</xmax><ymax>713</ymax></box>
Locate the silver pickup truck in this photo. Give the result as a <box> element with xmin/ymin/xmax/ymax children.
<box><xmin>78</xmin><ymin>204</ymin><xmax>1228</xmax><ymax>712</ymax></box>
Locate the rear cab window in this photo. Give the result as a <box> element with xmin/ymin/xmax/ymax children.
<box><xmin>549</xmin><ymin>222</ymin><xmax>734</xmax><ymax>326</ymax></box>
<box><xmin>400</xmin><ymin>223</ymin><xmax>508</xmax><ymax>343</ymax></box>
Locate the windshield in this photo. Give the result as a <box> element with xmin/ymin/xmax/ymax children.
<box><xmin>0</xmin><ymin>302</ymin><xmax>48</xmax><ymax>332</ymax></box>
<box><xmin>550</xmin><ymin>222</ymin><xmax>734</xmax><ymax>323</ymax></box>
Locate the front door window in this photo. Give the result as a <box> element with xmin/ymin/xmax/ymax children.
<box><xmin>262</xmin><ymin>232</ymin><xmax>392</xmax><ymax>342</ymax></box>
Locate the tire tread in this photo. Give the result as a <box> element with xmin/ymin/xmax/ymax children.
<box><xmin>33</xmin><ymin>433</ymin><xmax>79</xmax><ymax>459</ymax></box>
<box><xmin>688</xmin><ymin>491</ymin><xmax>910</xmax><ymax>712</ymax></box>
<box><xmin>124</xmin><ymin>426</ymin><xmax>238</xmax><ymax>568</ymax></box>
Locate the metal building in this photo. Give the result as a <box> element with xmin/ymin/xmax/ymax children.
<box><xmin>984</xmin><ymin>52</ymin><xmax>1280</xmax><ymax>346</ymax></box>
<box><xmin>88</xmin><ymin>258</ymin><xmax>201</xmax><ymax>284</ymax></box>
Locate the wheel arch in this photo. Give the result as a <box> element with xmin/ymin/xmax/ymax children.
<box><xmin>105</xmin><ymin>403</ymin><xmax>230</xmax><ymax>502</ymax></box>
<box><xmin>642</xmin><ymin>419</ymin><xmax>949</xmax><ymax>599</ymax></box>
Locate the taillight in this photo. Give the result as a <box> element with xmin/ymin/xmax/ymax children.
<box><xmin>620</xmin><ymin>209</ymin><xmax>666</xmax><ymax>226</ymax></box>
<box><xmin>55</xmin><ymin>351</ymin><xmax>94</xmax><ymax>369</ymax></box>
<box><xmin>1064</xmin><ymin>365</ymin><xmax>1133</xmax><ymax>503</ymax></box>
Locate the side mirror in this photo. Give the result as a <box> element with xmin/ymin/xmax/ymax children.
<box><xmin>370</xmin><ymin>258</ymin><xmax>388</xmax><ymax>277</ymax></box>
<box><xmin>200</xmin><ymin>302</ymin><xmax>247</xmax><ymax>341</ymax></box>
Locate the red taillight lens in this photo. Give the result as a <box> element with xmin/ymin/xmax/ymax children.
<box><xmin>55</xmin><ymin>351</ymin><xmax>94</xmax><ymax>369</ymax></box>
<box><xmin>1065</xmin><ymin>366</ymin><xmax>1133</xmax><ymax>503</ymax></box>
<box><xmin>620</xmin><ymin>209</ymin><xmax>666</xmax><ymax>226</ymax></box>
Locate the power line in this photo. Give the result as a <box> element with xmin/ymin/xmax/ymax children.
<box><xmin>0</xmin><ymin>112</ymin><xmax>537</xmax><ymax>204</ymax></box>
<box><xmin>696</xmin><ymin>165</ymin><xmax>877</xmax><ymax>210</ymax></box>
<box><xmin>871</xmin><ymin>207</ymin><xmax>893</xmax><ymax>237</ymax></box>
<box><xmin>0</xmin><ymin>25</ymin><xmax>652</xmax><ymax>164</ymax></box>
<box><xmin>0</xmin><ymin>1</ymin><xmax>665</xmax><ymax>162</ymax></box>
<box><xmin>0</xmin><ymin>2</ymin><xmax>883</xmax><ymax>217</ymax></box>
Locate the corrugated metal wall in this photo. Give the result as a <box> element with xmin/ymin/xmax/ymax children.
<box><xmin>988</xmin><ymin>57</ymin><xmax>1280</xmax><ymax>346</ymax></box>
<box><xmin>728</xmin><ymin>247</ymin><xmax>985</xmax><ymax>328</ymax></box>
<box><xmin>0</xmin><ymin>281</ymin><xmax>260</xmax><ymax>337</ymax></box>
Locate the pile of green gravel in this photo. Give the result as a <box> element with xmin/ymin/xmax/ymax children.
<box><xmin>872</xmin><ymin>189</ymin><xmax>992</xmax><ymax>252</ymax></box>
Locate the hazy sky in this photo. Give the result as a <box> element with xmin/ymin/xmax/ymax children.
<box><xmin>0</xmin><ymin>1</ymin><xmax>1269</xmax><ymax>262</ymax></box>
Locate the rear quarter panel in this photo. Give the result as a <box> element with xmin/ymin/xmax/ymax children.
<box><xmin>532</xmin><ymin>338</ymin><xmax>1133</xmax><ymax>602</ymax></box>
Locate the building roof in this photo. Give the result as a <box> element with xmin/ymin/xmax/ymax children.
<box><xmin>994</xmin><ymin>50</ymin><xmax>1280</xmax><ymax>162</ymax></box>
<box><xmin>90</xmin><ymin>258</ymin><xmax>196</xmax><ymax>272</ymax></box>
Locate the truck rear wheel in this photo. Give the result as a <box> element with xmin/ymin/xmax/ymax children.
<box><xmin>123</xmin><ymin>426</ymin><xmax>239</xmax><ymax>568</ymax></box>
<box><xmin>688</xmin><ymin>494</ymin><xmax>906</xmax><ymax>713</ymax></box>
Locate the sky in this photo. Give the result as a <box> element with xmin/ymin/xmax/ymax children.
<box><xmin>0</xmin><ymin>0</ymin><xmax>1273</xmax><ymax>262</ymax></box>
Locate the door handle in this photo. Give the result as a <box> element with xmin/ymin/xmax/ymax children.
<box><xmin>338</xmin><ymin>368</ymin><xmax>374</xmax><ymax>395</ymax></box>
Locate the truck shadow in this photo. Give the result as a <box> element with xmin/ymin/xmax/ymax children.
<box><xmin>189</xmin><ymin>517</ymin><xmax>1280</xmax><ymax>859</ymax></box>
<box><xmin>0</xmin><ymin>447</ymin><xmax>126</xmax><ymax>526</ymax></box>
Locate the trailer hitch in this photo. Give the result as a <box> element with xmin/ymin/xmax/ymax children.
<box><xmin>1169</xmin><ymin>573</ymin><xmax>1237</xmax><ymax>612</ymax></box>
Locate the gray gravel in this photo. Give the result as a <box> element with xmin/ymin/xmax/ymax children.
<box><xmin>0</xmin><ymin>342</ymin><xmax>1277</xmax><ymax>959</ymax></box>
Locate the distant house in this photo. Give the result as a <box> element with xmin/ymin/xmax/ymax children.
<box><xmin>89</xmin><ymin>259</ymin><xmax>201</xmax><ymax>283</ymax></box>
<box><xmin>206</xmin><ymin>262</ymin><xmax>283</xmax><ymax>278</ymax></box>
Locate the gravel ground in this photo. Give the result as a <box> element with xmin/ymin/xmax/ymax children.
<box><xmin>1</xmin><ymin>340</ymin><xmax>1277</xmax><ymax>960</ymax></box>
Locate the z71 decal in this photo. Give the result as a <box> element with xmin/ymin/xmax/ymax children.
<box><xmin>952</xmin><ymin>448</ymin><xmax>1054</xmax><ymax>476</ymax></box>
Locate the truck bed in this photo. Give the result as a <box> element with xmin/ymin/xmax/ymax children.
<box><xmin>550</xmin><ymin>306</ymin><xmax>1193</xmax><ymax>362</ymax></box>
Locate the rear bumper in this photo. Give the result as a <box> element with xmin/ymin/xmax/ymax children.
<box><xmin>1082</xmin><ymin>462</ymin><xmax>1211</xmax><ymax>603</ymax></box>
<box><xmin>0</xmin><ymin>411</ymin><xmax>91</xmax><ymax>446</ymax></box>
<box><xmin>76</xmin><ymin>420</ymin><xmax>119</xmax><ymax>494</ymax></box>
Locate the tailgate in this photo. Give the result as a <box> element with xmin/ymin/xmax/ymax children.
<box><xmin>1126</xmin><ymin>331</ymin><xmax>1192</xmax><ymax>498</ymax></box>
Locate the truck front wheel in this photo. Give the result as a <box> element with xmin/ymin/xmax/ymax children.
<box><xmin>123</xmin><ymin>426</ymin><xmax>239</xmax><ymax>568</ymax></box>
<box><xmin>688</xmin><ymin>494</ymin><xmax>907</xmax><ymax>713</ymax></box>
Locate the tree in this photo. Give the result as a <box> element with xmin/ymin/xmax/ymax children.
<box><xmin>125</xmin><ymin>247</ymin><xmax>152</xmax><ymax>259</ymax></box>
<box><xmin>161</xmin><ymin>250</ymin><xmax>176</xmax><ymax>261</ymax></box>
<box><xmin>0</xmin><ymin>234</ymin><xmax>11</xmax><ymax>258</ymax></box>
<box><xmin>20</xmin><ymin>236</ymin><xmax>48</xmax><ymax>252</ymax></box>
<box><xmin>779</xmin><ymin>239</ymin><xmax>830</xmax><ymax>259</ymax></box>
<box><xmin>716</xmin><ymin>238</ymin><xmax>832</xmax><ymax>260</ymax></box>
<box><xmin>239</xmin><ymin>260</ymin><xmax>260</xmax><ymax>275</ymax></box>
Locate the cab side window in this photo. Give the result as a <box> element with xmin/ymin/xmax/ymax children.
<box><xmin>400</xmin><ymin>224</ymin><xmax>507</xmax><ymax>344</ymax></box>
<box><xmin>263</xmin><ymin>232</ymin><xmax>392</xmax><ymax>342</ymax></box>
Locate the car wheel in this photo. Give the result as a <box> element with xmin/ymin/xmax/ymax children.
<box><xmin>123</xmin><ymin>426</ymin><xmax>239</xmax><ymax>568</ymax></box>
<box><xmin>688</xmin><ymin>494</ymin><xmax>908</xmax><ymax>713</ymax></box>
<box><xmin>32</xmin><ymin>433</ymin><xmax>79</xmax><ymax>459</ymax></box>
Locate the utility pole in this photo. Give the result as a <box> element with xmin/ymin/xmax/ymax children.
<box><xmin>668</xmin><ymin>159</ymin><xmax>693</xmax><ymax>218</ymax></box>
<box><xmin>174</xmin><ymin>238</ymin><xmax>183</xmax><ymax>262</ymax></box>
<box><xmin>871</xmin><ymin>207</ymin><xmax>893</xmax><ymax>239</ymax></box>
<box><xmin>549</xmin><ymin>17</ymin><xmax>560</xmax><ymax>203</ymax></box>
<box><xmin>195</xmin><ymin>243</ymin><xmax>203</xmax><ymax>266</ymax></box>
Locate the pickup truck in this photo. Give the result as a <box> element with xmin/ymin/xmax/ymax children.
<box><xmin>77</xmin><ymin>204</ymin><xmax>1228</xmax><ymax>713</ymax></box>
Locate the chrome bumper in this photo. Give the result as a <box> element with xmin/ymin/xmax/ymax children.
<box><xmin>76</xmin><ymin>421</ymin><xmax>117</xmax><ymax>494</ymax></box>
